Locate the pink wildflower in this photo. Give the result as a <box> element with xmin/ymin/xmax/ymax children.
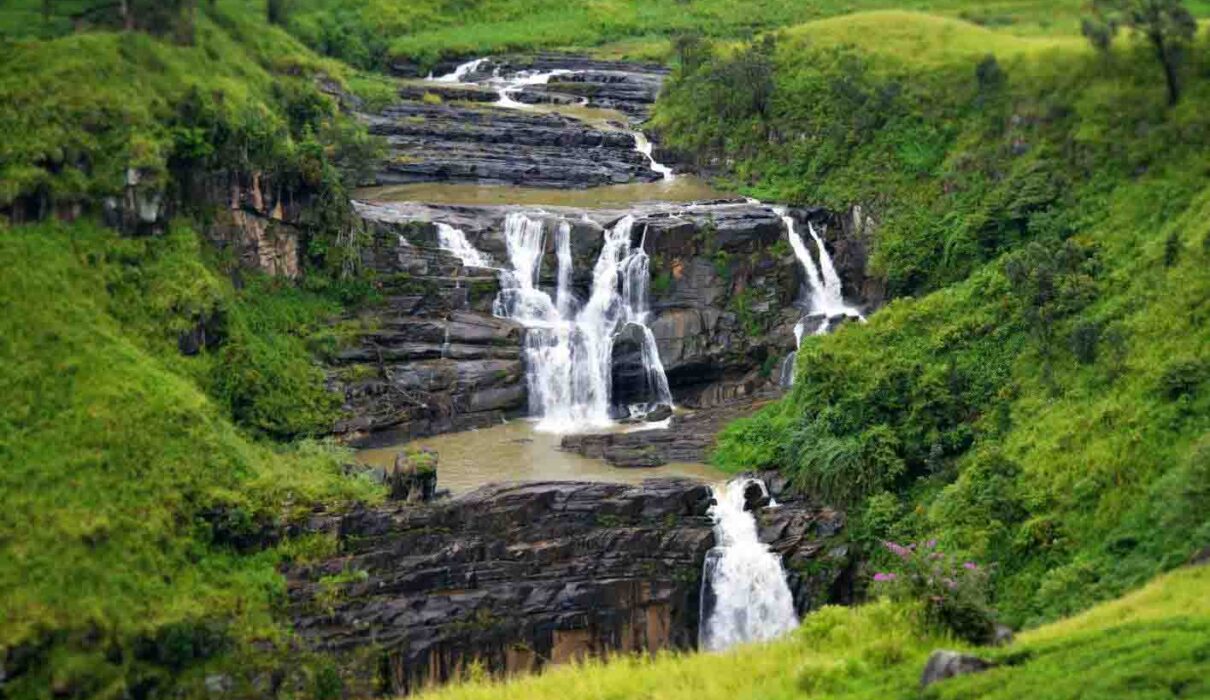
<box><xmin>873</xmin><ymin>572</ymin><xmax>897</xmax><ymax>582</ymax></box>
<box><xmin>963</xmin><ymin>561</ymin><xmax>979</xmax><ymax>571</ymax></box>
<box><xmin>883</xmin><ymin>540</ymin><xmax>912</xmax><ymax>560</ymax></box>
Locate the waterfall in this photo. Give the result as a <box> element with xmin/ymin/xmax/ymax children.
<box><xmin>435</xmin><ymin>223</ymin><xmax>493</xmax><ymax>268</ymax></box>
<box><xmin>430</xmin><ymin>57</ymin><xmax>489</xmax><ymax>83</ymax></box>
<box><xmin>554</xmin><ymin>220</ymin><xmax>575</xmax><ymax>318</ymax></box>
<box><xmin>775</xmin><ymin>207</ymin><xmax>864</xmax><ymax>386</ymax></box>
<box><xmin>633</xmin><ymin>131</ymin><xmax>675</xmax><ymax>181</ymax></box>
<box><xmin>699</xmin><ymin>478</ymin><xmax>798</xmax><ymax>652</ymax></box>
<box><xmin>492</xmin><ymin>68</ymin><xmax>572</xmax><ymax>108</ymax></box>
<box><xmin>437</xmin><ymin>59</ymin><xmax>674</xmax><ymax>180</ymax></box>
<box><xmin>492</xmin><ymin>213</ymin><xmax>672</xmax><ymax>432</ymax></box>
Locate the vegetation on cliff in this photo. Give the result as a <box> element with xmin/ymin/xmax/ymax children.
<box><xmin>661</xmin><ymin>11</ymin><xmax>1210</xmax><ymax>626</ymax></box>
<box><xmin>1</xmin><ymin>2</ymin><xmax>390</xmax><ymax>695</ymax></box>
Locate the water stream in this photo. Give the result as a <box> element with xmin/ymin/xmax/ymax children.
<box><xmin>489</xmin><ymin>213</ymin><xmax>673</xmax><ymax>432</ymax></box>
<box><xmin>775</xmin><ymin>207</ymin><xmax>865</xmax><ymax>386</ymax></box>
<box><xmin>699</xmin><ymin>478</ymin><xmax>799</xmax><ymax>651</ymax></box>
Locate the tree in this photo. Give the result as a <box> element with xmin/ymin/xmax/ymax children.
<box><xmin>268</xmin><ymin>0</ymin><xmax>289</xmax><ymax>25</ymax></box>
<box><xmin>1082</xmin><ymin>0</ymin><xmax>1198</xmax><ymax>106</ymax></box>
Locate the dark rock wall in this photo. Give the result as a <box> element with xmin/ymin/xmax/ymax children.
<box><xmin>330</xmin><ymin>214</ymin><xmax>528</xmax><ymax>447</ymax></box>
<box><xmin>288</xmin><ymin>478</ymin><xmax>849</xmax><ymax>695</ymax></box>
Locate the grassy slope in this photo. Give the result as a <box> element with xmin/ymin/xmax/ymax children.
<box><xmin>0</xmin><ymin>219</ymin><xmax>380</xmax><ymax>696</ymax></box>
<box><xmin>408</xmin><ymin>564</ymin><xmax>1210</xmax><ymax>700</ymax></box>
<box><xmin>645</xmin><ymin>11</ymin><xmax>1210</xmax><ymax>626</ymax></box>
<box><xmin>285</xmin><ymin>0</ymin><xmax>1210</xmax><ymax>69</ymax></box>
<box><xmin>0</xmin><ymin>3</ymin><xmax>391</xmax><ymax>695</ymax></box>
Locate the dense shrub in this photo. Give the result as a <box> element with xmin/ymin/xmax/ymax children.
<box><xmin>873</xmin><ymin>540</ymin><xmax>996</xmax><ymax>643</ymax></box>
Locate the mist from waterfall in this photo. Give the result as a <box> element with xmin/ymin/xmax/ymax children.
<box><xmin>699</xmin><ymin>478</ymin><xmax>798</xmax><ymax>652</ymax></box>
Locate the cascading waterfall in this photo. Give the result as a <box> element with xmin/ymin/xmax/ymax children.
<box><xmin>429</xmin><ymin>57</ymin><xmax>489</xmax><ymax>83</ymax></box>
<box><xmin>775</xmin><ymin>207</ymin><xmax>864</xmax><ymax>386</ymax></box>
<box><xmin>699</xmin><ymin>478</ymin><xmax>798</xmax><ymax>652</ymax></box>
<box><xmin>485</xmin><ymin>213</ymin><xmax>673</xmax><ymax>432</ymax></box>
<box><xmin>435</xmin><ymin>223</ymin><xmax>494</xmax><ymax>268</ymax></box>
<box><xmin>428</xmin><ymin>58</ymin><xmax>676</xmax><ymax>180</ymax></box>
<box><xmin>633</xmin><ymin>131</ymin><xmax>675</xmax><ymax>181</ymax></box>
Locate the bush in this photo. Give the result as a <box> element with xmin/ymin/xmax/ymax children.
<box><xmin>872</xmin><ymin>539</ymin><xmax>996</xmax><ymax>644</ymax></box>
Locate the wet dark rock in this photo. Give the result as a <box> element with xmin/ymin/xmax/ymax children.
<box><xmin>920</xmin><ymin>650</ymin><xmax>996</xmax><ymax>688</ymax></box>
<box><xmin>742</xmin><ymin>480</ymin><xmax>771</xmax><ymax>511</ymax></box>
<box><xmin>561</xmin><ymin>391</ymin><xmax>781</xmax><ymax>468</ymax></box>
<box><xmin>288</xmin><ymin>478</ymin><xmax>849</xmax><ymax>694</ymax></box>
<box><xmin>388</xmin><ymin>449</ymin><xmax>438</xmax><ymax>502</ymax></box>
<box><xmin>363</xmin><ymin>103</ymin><xmax>657</xmax><ymax>189</ymax></box>
<box><xmin>644</xmin><ymin>404</ymin><xmax>673</xmax><ymax>422</ymax></box>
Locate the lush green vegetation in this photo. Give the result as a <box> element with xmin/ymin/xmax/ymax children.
<box><xmin>408</xmin><ymin>564</ymin><xmax>1210</xmax><ymax>699</ymax></box>
<box><xmin>4</xmin><ymin>0</ymin><xmax>1209</xmax><ymax>696</ymax></box>
<box><xmin>0</xmin><ymin>219</ymin><xmax>382</xmax><ymax>697</ymax></box>
<box><xmin>0</xmin><ymin>2</ymin><xmax>392</xmax><ymax>695</ymax></box>
<box><xmin>283</xmin><ymin>0</ymin><xmax>1210</xmax><ymax>70</ymax></box>
<box><xmin>671</xmin><ymin>11</ymin><xmax>1210</xmax><ymax>627</ymax></box>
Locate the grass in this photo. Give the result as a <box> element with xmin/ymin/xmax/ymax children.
<box><xmin>674</xmin><ymin>11</ymin><xmax>1210</xmax><ymax>626</ymax></box>
<box><xmin>406</xmin><ymin>565</ymin><xmax>1210</xmax><ymax>699</ymax></box>
<box><xmin>283</xmin><ymin>0</ymin><xmax>1210</xmax><ymax>70</ymax></box>
<box><xmin>0</xmin><ymin>219</ymin><xmax>381</xmax><ymax>696</ymax></box>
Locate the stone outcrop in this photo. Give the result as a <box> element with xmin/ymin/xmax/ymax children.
<box><xmin>364</xmin><ymin>103</ymin><xmax>657</xmax><ymax>189</ymax></box>
<box><xmin>920</xmin><ymin>650</ymin><xmax>996</xmax><ymax>688</ymax></box>
<box><xmin>560</xmin><ymin>391</ymin><xmax>782</xmax><ymax>467</ymax></box>
<box><xmin>329</xmin><ymin>213</ymin><xmax>527</xmax><ymax>447</ymax></box>
<box><xmin>288</xmin><ymin>478</ymin><xmax>849</xmax><ymax>695</ymax></box>
<box><xmin>364</xmin><ymin>54</ymin><xmax>668</xmax><ymax>189</ymax></box>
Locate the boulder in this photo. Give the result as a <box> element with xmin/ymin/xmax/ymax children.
<box><xmin>920</xmin><ymin>650</ymin><xmax>996</xmax><ymax>688</ymax></box>
<box><xmin>388</xmin><ymin>449</ymin><xmax>438</xmax><ymax>502</ymax></box>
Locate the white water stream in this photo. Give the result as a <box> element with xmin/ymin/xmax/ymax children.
<box><xmin>699</xmin><ymin>478</ymin><xmax>798</xmax><ymax>652</ymax></box>
<box><xmin>429</xmin><ymin>58</ymin><xmax>676</xmax><ymax>181</ymax></box>
<box><xmin>774</xmin><ymin>207</ymin><xmax>865</xmax><ymax>386</ymax></box>
<box><xmin>449</xmin><ymin>212</ymin><xmax>672</xmax><ymax>432</ymax></box>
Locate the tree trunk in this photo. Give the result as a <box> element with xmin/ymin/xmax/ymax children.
<box><xmin>1154</xmin><ymin>36</ymin><xmax>1181</xmax><ymax>106</ymax></box>
<box><xmin>120</xmin><ymin>0</ymin><xmax>132</xmax><ymax>31</ymax></box>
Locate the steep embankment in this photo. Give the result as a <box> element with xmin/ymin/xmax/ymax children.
<box><xmin>0</xmin><ymin>3</ymin><xmax>393</xmax><ymax>695</ymax></box>
<box><xmin>406</xmin><ymin>564</ymin><xmax>1210</xmax><ymax>700</ymax></box>
<box><xmin>649</xmin><ymin>11</ymin><xmax>1210</xmax><ymax>626</ymax></box>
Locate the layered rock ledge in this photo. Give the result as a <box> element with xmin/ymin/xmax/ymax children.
<box><xmin>288</xmin><ymin>478</ymin><xmax>850</xmax><ymax>694</ymax></box>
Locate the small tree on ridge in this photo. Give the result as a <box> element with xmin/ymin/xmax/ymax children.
<box><xmin>1082</xmin><ymin>0</ymin><xmax>1198</xmax><ymax>106</ymax></box>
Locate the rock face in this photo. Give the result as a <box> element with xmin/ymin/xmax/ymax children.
<box><xmin>288</xmin><ymin>478</ymin><xmax>850</xmax><ymax>695</ymax></box>
<box><xmin>329</xmin><ymin>213</ymin><xmax>528</xmax><ymax>447</ymax></box>
<box><xmin>365</xmin><ymin>103</ymin><xmax>658</xmax><ymax>189</ymax></box>
<box><xmin>561</xmin><ymin>392</ymin><xmax>782</xmax><ymax>467</ymax></box>
<box><xmin>920</xmin><ymin>650</ymin><xmax>996</xmax><ymax>688</ymax></box>
<box><xmin>365</xmin><ymin>54</ymin><xmax>667</xmax><ymax>189</ymax></box>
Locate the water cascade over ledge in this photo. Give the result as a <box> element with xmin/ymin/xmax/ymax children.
<box><xmin>435</xmin><ymin>213</ymin><xmax>672</xmax><ymax>432</ymax></box>
<box><xmin>699</xmin><ymin>478</ymin><xmax>799</xmax><ymax>652</ymax></box>
<box><xmin>775</xmin><ymin>207</ymin><xmax>865</xmax><ymax>387</ymax></box>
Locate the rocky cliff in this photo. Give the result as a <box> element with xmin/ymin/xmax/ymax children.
<box><xmin>288</xmin><ymin>477</ymin><xmax>850</xmax><ymax>694</ymax></box>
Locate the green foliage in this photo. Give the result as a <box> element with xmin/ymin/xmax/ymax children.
<box><xmin>872</xmin><ymin>540</ymin><xmax>996</xmax><ymax>644</ymax></box>
<box><xmin>0</xmin><ymin>220</ymin><xmax>379</xmax><ymax>696</ymax></box>
<box><xmin>1082</xmin><ymin>0</ymin><xmax>1197</xmax><ymax>105</ymax></box>
<box><xmin>708</xmin><ymin>12</ymin><xmax>1210</xmax><ymax>628</ymax></box>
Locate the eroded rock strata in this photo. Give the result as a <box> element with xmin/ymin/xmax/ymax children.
<box><xmin>288</xmin><ymin>478</ymin><xmax>849</xmax><ymax>694</ymax></box>
<box><xmin>335</xmin><ymin>198</ymin><xmax>878</xmax><ymax>445</ymax></box>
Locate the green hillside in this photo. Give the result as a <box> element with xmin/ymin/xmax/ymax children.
<box><xmin>409</xmin><ymin>564</ymin><xmax>1210</xmax><ymax>699</ymax></box>
<box><xmin>653</xmin><ymin>11</ymin><xmax>1210</xmax><ymax>626</ymax></box>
